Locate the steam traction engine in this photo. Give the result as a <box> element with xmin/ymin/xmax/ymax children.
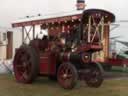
<box><xmin>12</xmin><ymin>9</ymin><xmax>115</xmax><ymax>89</ymax></box>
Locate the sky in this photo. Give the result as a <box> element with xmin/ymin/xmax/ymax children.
<box><xmin>0</xmin><ymin>0</ymin><xmax>128</xmax><ymax>27</ymax></box>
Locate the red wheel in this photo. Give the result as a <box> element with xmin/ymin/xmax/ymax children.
<box><xmin>85</xmin><ymin>64</ymin><xmax>103</xmax><ymax>88</ymax></box>
<box><xmin>57</xmin><ymin>63</ymin><xmax>78</xmax><ymax>89</ymax></box>
<box><xmin>13</xmin><ymin>45</ymin><xmax>39</xmax><ymax>83</ymax></box>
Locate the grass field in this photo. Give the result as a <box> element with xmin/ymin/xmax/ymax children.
<box><xmin>0</xmin><ymin>74</ymin><xmax>128</xmax><ymax>96</ymax></box>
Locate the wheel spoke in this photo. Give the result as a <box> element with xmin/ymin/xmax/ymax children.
<box><xmin>85</xmin><ymin>66</ymin><xmax>103</xmax><ymax>88</ymax></box>
<box><xmin>26</xmin><ymin>63</ymin><xmax>32</xmax><ymax>74</ymax></box>
<box><xmin>67</xmin><ymin>74</ymin><xmax>73</xmax><ymax>78</ymax></box>
<box><xmin>15</xmin><ymin>50</ymin><xmax>30</xmax><ymax>81</ymax></box>
<box><xmin>14</xmin><ymin>45</ymin><xmax>39</xmax><ymax>83</ymax></box>
<box><xmin>22</xmin><ymin>71</ymin><xmax>28</xmax><ymax>80</ymax></box>
<box><xmin>16</xmin><ymin>64</ymin><xmax>24</xmax><ymax>68</ymax></box>
<box><xmin>57</xmin><ymin>63</ymin><xmax>78</xmax><ymax>89</ymax></box>
<box><xmin>65</xmin><ymin>68</ymin><xmax>69</xmax><ymax>74</ymax></box>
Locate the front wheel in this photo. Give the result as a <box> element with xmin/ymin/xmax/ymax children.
<box><xmin>85</xmin><ymin>63</ymin><xmax>103</xmax><ymax>88</ymax></box>
<box><xmin>57</xmin><ymin>62</ymin><xmax>78</xmax><ymax>89</ymax></box>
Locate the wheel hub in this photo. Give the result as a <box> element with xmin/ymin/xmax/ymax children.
<box><xmin>63</xmin><ymin>74</ymin><xmax>68</xmax><ymax>79</ymax></box>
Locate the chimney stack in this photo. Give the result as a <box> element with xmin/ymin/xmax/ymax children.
<box><xmin>76</xmin><ymin>0</ymin><xmax>86</xmax><ymax>10</ymax></box>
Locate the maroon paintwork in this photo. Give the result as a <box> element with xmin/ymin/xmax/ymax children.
<box><xmin>106</xmin><ymin>58</ymin><xmax>128</xmax><ymax>66</ymax></box>
<box><xmin>13</xmin><ymin>9</ymin><xmax>115</xmax><ymax>89</ymax></box>
<box><xmin>39</xmin><ymin>51</ymin><xmax>58</xmax><ymax>75</ymax></box>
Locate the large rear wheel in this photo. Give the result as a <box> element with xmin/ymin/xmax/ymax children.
<box><xmin>57</xmin><ymin>62</ymin><xmax>78</xmax><ymax>89</ymax></box>
<box><xmin>13</xmin><ymin>45</ymin><xmax>39</xmax><ymax>83</ymax></box>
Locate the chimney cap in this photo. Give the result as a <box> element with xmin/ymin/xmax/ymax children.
<box><xmin>77</xmin><ymin>0</ymin><xmax>85</xmax><ymax>3</ymax></box>
<box><xmin>76</xmin><ymin>0</ymin><xmax>86</xmax><ymax>10</ymax></box>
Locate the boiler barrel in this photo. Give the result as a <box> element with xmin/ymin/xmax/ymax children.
<box><xmin>70</xmin><ymin>53</ymin><xmax>81</xmax><ymax>63</ymax></box>
<box><xmin>61</xmin><ymin>52</ymin><xmax>90</xmax><ymax>67</ymax></box>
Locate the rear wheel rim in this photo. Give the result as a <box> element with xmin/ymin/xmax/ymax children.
<box><xmin>14</xmin><ymin>49</ymin><xmax>33</xmax><ymax>83</ymax></box>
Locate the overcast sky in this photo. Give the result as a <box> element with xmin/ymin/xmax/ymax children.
<box><xmin>0</xmin><ymin>0</ymin><xmax>128</xmax><ymax>27</ymax></box>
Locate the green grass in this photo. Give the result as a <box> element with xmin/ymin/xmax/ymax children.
<box><xmin>110</xmin><ymin>66</ymin><xmax>128</xmax><ymax>73</ymax></box>
<box><xmin>0</xmin><ymin>74</ymin><xmax>128</xmax><ymax>96</ymax></box>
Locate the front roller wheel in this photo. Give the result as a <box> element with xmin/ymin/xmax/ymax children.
<box><xmin>13</xmin><ymin>45</ymin><xmax>39</xmax><ymax>83</ymax></box>
<box><xmin>57</xmin><ymin>63</ymin><xmax>78</xmax><ymax>89</ymax></box>
<box><xmin>85</xmin><ymin>63</ymin><xmax>103</xmax><ymax>88</ymax></box>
